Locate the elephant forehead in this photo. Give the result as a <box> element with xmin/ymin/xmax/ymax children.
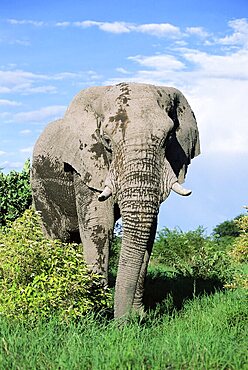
<box><xmin>102</xmin><ymin>82</ymin><xmax>179</xmax><ymax>102</ymax></box>
<box><xmin>102</xmin><ymin>83</ymin><xmax>175</xmax><ymax>126</ymax></box>
<box><xmin>102</xmin><ymin>83</ymin><xmax>158</xmax><ymax>107</ymax></box>
<box><xmin>104</xmin><ymin>102</ymin><xmax>174</xmax><ymax>139</ymax></box>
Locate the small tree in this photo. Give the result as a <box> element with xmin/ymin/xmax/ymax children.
<box><xmin>0</xmin><ymin>160</ymin><xmax>32</xmax><ymax>226</ymax></box>
<box><xmin>230</xmin><ymin>215</ymin><xmax>248</xmax><ymax>263</ymax></box>
<box><xmin>213</xmin><ymin>215</ymin><xmax>243</xmax><ymax>239</ymax></box>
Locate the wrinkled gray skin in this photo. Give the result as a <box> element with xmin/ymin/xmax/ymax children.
<box><xmin>31</xmin><ymin>83</ymin><xmax>200</xmax><ymax>319</ymax></box>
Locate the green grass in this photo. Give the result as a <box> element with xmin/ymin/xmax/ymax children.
<box><xmin>0</xmin><ymin>288</ymin><xmax>247</xmax><ymax>370</ymax></box>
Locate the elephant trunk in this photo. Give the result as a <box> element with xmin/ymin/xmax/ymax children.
<box><xmin>109</xmin><ymin>142</ymin><xmax>190</xmax><ymax>318</ymax></box>
<box><xmin>114</xmin><ymin>144</ymin><xmax>162</xmax><ymax>318</ymax></box>
<box><xmin>114</xmin><ymin>205</ymin><xmax>158</xmax><ymax>318</ymax></box>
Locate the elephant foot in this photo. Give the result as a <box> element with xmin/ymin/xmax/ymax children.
<box><xmin>115</xmin><ymin>307</ymin><xmax>146</xmax><ymax>326</ymax></box>
<box><xmin>98</xmin><ymin>186</ymin><xmax>112</xmax><ymax>201</ymax></box>
<box><xmin>172</xmin><ymin>182</ymin><xmax>192</xmax><ymax>196</ymax></box>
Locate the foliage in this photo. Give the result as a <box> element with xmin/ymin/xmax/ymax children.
<box><xmin>224</xmin><ymin>215</ymin><xmax>248</xmax><ymax>290</ymax></box>
<box><xmin>0</xmin><ymin>209</ymin><xmax>112</xmax><ymax>320</ymax></box>
<box><xmin>0</xmin><ymin>289</ymin><xmax>247</xmax><ymax>369</ymax></box>
<box><xmin>225</xmin><ymin>266</ymin><xmax>248</xmax><ymax>290</ymax></box>
<box><xmin>230</xmin><ymin>214</ymin><xmax>248</xmax><ymax>263</ymax></box>
<box><xmin>213</xmin><ymin>214</ymin><xmax>244</xmax><ymax>239</ymax></box>
<box><xmin>0</xmin><ymin>160</ymin><xmax>32</xmax><ymax>227</ymax></box>
<box><xmin>109</xmin><ymin>235</ymin><xmax>121</xmax><ymax>274</ymax></box>
<box><xmin>152</xmin><ymin>226</ymin><xmax>234</xmax><ymax>283</ymax></box>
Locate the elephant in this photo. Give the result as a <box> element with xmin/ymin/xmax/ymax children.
<box><xmin>31</xmin><ymin>82</ymin><xmax>200</xmax><ymax>319</ymax></box>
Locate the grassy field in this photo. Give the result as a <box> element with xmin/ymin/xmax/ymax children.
<box><xmin>0</xmin><ymin>207</ymin><xmax>247</xmax><ymax>369</ymax></box>
<box><xmin>0</xmin><ymin>286</ymin><xmax>247</xmax><ymax>370</ymax></box>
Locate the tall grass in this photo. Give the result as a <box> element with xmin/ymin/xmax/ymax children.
<box><xmin>0</xmin><ymin>288</ymin><xmax>247</xmax><ymax>369</ymax></box>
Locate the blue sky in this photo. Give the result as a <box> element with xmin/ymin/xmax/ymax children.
<box><xmin>0</xmin><ymin>0</ymin><xmax>247</xmax><ymax>233</ymax></box>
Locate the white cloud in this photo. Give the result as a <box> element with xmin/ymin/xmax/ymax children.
<box><xmin>22</xmin><ymin>85</ymin><xmax>57</xmax><ymax>94</ymax></box>
<box><xmin>135</xmin><ymin>23</ymin><xmax>181</xmax><ymax>37</ymax></box>
<box><xmin>0</xmin><ymin>112</ymin><xmax>12</xmax><ymax>120</ymax></box>
<box><xmin>56</xmin><ymin>20</ymin><xmax>182</xmax><ymax>38</ymax></box>
<box><xmin>94</xmin><ymin>21</ymin><xmax>131</xmax><ymax>34</ymax></box>
<box><xmin>9</xmin><ymin>105</ymin><xmax>66</xmax><ymax>124</ymax></box>
<box><xmin>129</xmin><ymin>54</ymin><xmax>185</xmax><ymax>71</ymax></box>
<box><xmin>0</xmin><ymin>68</ymin><xmax>101</xmax><ymax>95</ymax></box>
<box><xmin>182</xmin><ymin>49</ymin><xmax>248</xmax><ymax>79</ymax></box>
<box><xmin>56</xmin><ymin>22</ymin><xmax>71</xmax><ymax>27</ymax></box>
<box><xmin>7</xmin><ymin>19</ymin><xmax>45</xmax><ymax>27</ymax></box>
<box><xmin>0</xmin><ymin>160</ymin><xmax>24</xmax><ymax>171</ymax></box>
<box><xmin>20</xmin><ymin>129</ymin><xmax>32</xmax><ymax>135</ymax></box>
<box><xmin>0</xmin><ymin>86</ymin><xmax>13</xmax><ymax>93</ymax></box>
<box><xmin>188</xmin><ymin>78</ymin><xmax>248</xmax><ymax>155</ymax></box>
<box><xmin>0</xmin><ymin>151</ymin><xmax>6</xmax><ymax>156</ymax></box>
<box><xmin>0</xmin><ymin>69</ymin><xmax>47</xmax><ymax>85</ymax></box>
<box><xmin>20</xmin><ymin>146</ymin><xmax>33</xmax><ymax>154</ymax></box>
<box><xmin>53</xmin><ymin>72</ymin><xmax>82</xmax><ymax>80</ymax></box>
<box><xmin>73</xmin><ymin>20</ymin><xmax>131</xmax><ymax>33</ymax></box>
<box><xmin>3</xmin><ymin>38</ymin><xmax>31</xmax><ymax>47</ymax></box>
<box><xmin>185</xmin><ymin>27</ymin><xmax>209</xmax><ymax>38</ymax></box>
<box><xmin>116</xmin><ymin>67</ymin><xmax>131</xmax><ymax>74</ymax></box>
<box><xmin>0</xmin><ymin>69</ymin><xmax>55</xmax><ymax>95</ymax></box>
<box><xmin>88</xmin><ymin>71</ymin><xmax>101</xmax><ymax>80</ymax></box>
<box><xmin>0</xmin><ymin>99</ymin><xmax>22</xmax><ymax>106</ymax></box>
<box><xmin>8</xmin><ymin>18</ymin><xmax>182</xmax><ymax>38</ymax></box>
<box><xmin>218</xmin><ymin>18</ymin><xmax>248</xmax><ymax>47</ymax></box>
<box><xmin>53</xmin><ymin>70</ymin><xmax>101</xmax><ymax>81</ymax></box>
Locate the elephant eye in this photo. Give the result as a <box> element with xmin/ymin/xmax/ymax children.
<box><xmin>160</xmin><ymin>129</ymin><xmax>173</xmax><ymax>149</ymax></box>
<box><xmin>102</xmin><ymin>134</ymin><xmax>112</xmax><ymax>152</ymax></box>
<box><xmin>167</xmin><ymin>131</ymin><xmax>174</xmax><ymax>142</ymax></box>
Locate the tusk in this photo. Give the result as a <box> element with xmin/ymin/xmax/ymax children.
<box><xmin>98</xmin><ymin>186</ymin><xmax>112</xmax><ymax>201</ymax></box>
<box><xmin>171</xmin><ymin>182</ymin><xmax>192</xmax><ymax>196</ymax></box>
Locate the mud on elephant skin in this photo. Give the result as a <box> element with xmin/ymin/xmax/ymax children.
<box><xmin>31</xmin><ymin>82</ymin><xmax>200</xmax><ymax>319</ymax></box>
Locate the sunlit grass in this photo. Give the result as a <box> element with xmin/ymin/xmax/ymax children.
<box><xmin>0</xmin><ymin>287</ymin><xmax>247</xmax><ymax>370</ymax></box>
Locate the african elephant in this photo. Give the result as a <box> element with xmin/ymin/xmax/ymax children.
<box><xmin>31</xmin><ymin>82</ymin><xmax>200</xmax><ymax>318</ymax></box>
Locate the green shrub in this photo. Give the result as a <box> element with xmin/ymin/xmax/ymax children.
<box><xmin>230</xmin><ymin>214</ymin><xmax>248</xmax><ymax>263</ymax></box>
<box><xmin>152</xmin><ymin>227</ymin><xmax>234</xmax><ymax>283</ymax></box>
<box><xmin>0</xmin><ymin>209</ymin><xmax>112</xmax><ymax>320</ymax></box>
<box><xmin>224</xmin><ymin>215</ymin><xmax>248</xmax><ymax>290</ymax></box>
<box><xmin>0</xmin><ymin>160</ymin><xmax>32</xmax><ymax>226</ymax></box>
<box><xmin>213</xmin><ymin>215</ymin><xmax>244</xmax><ymax>238</ymax></box>
<box><xmin>109</xmin><ymin>235</ymin><xmax>121</xmax><ymax>274</ymax></box>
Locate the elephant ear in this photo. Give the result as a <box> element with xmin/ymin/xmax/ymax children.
<box><xmin>61</xmin><ymin>86</ymin><xmax>111</xmax><ymax>191</ymax></box>
<box><xmin>164</xmin><ymin>88</ymin><xmax>200</xmax><ymax>184</ymax></box>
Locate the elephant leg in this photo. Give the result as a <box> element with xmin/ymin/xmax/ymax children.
<box><xmin>73</xmin><ymin>173</ymin><xmax>115</xmax><ymax>283</ymax></box>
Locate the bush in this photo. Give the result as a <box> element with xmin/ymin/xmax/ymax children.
<box><xmin>230</xmin><ymin>214</ymin><xmax>248</xmax><ymax>263</ymax></box>
<box><xmin>0</xmin><ymin>209</ymin><xmax>112</xmax><ymax>320</ymax></box>
<box><xmin>109</xmin><ymin>235</ymin><xmax>121</xmax><ymax>275</ymax></box>
<box><xmin>0</xmin><ymin>160</ymin><xmax>32</xmax><ymax>226</ymax></box>
<box><xmin>152</xmin><ymin>227</ymin><xmax>234</xmax><ymax>283</ymax></box>
<box><xmin>224</xmin><ymin>214</ymin><xmax>248</xmax><ymax>290</ymax></box>
<box><xmin>212</xmin><ymin>215</ymin><xmax>244</xmax><ymax>240</ymax></box>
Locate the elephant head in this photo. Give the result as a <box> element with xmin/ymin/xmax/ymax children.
<box><xmin>32</xmin><ymin>82</ymin><xmax>200</xmax><ymax>319</ymax></box>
